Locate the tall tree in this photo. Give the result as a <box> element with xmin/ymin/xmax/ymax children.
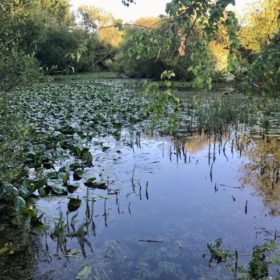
<box><xmin>78</xmin><ymin>6</ymin><xmax>123</xmax><ymax>47</ymax></box>
<box><xmin>238</xmin><ymin>0</ymin><xmax>280</xmax><ymax>53</ymax></box>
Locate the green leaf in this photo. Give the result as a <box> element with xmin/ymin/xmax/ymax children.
<box><xmin>85</xmin><ymin>180</ymin><xmax>107</xmax><ymax>190</ymax></box>
<box><xmin>73</xmin><ymin>169</ymin><xmax>84</xmax><ymax>180</ymax></box>
<box><xmin>14</xmin><ymin>196</ymin><xmax>26</xmax><ymax>211</ymax></box>
<box><xmin>84</xmin><ymin>177</ymin><xmax>96</xmax><ymax>188</ymax></box>
<box><xmin>58</xmin><ymin>172</ymin><xmax>69</xmax><ymax>186</ymax></box>
<box><xmin>47</xmin><ymin>179</ymin><xmax>68</xmax><ymax>195</ymax></box>
<box><xmin>0</xmin><ymin>247</ymin><xmax>9</xmax><ymax>255</ymax></box>
<box><xmin>76</xmin><ymin>265</ymin><xmax>92</xmax><ymax>280</ymax></box>
<box><xmin>68</xmin><ymin>198</ymin><xmax>82</xmax><ymax>212</ymax></box>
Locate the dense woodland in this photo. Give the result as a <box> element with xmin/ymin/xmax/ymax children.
<box><xmin>0</xmin><ymin>0</ymin><xmax>279</xmax><ymax>92</ymax></box>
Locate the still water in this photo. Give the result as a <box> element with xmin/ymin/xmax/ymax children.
<box><xmin>35</xmin><ymin>127</ymin><xmax>280</xmax><ymax>279</ymax></box>
<box><xmin>1</xmin><ymin>75</ymin><xmax>279</xmax><ymax>279</ymax></box>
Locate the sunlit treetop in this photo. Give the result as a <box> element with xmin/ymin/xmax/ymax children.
<box><xmin>238</xmin><ymin>0</ymin><xmax>280</xmax><ymax>53</ymax></box>
<box><xmin>78</xmin><ymin>5</ymin><xmax>123</xmax><ymax>47</ymax></box>
<box><xmin>133</xmin><ymin>17</ymin><xmax>161</xmax><ymax>29</ymax></box>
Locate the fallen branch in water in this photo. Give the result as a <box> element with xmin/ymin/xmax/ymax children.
<box><xmin>138</xmin><ymin>239</ymin><xmax>164</xmax><ymax>243</ymax></box>
<box><xmin>219</xmin><ymin>184</ymin><xmax>241</xmax><ymax>189</ymax></box>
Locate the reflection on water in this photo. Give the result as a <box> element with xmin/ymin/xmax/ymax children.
<box><xmin>33</xmin><ymin>127</ymin><xmax>280</xmax><ymax>279</ymax></box>
<box><xmin>241</xmin><ymin>135</ymin><xmax>280</xmax><ymax>217</ymax></box>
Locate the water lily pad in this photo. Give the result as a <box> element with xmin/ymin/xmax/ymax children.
<box><xmin>66</xmin><ymin>249</ymin><xmax>80</xmax><ymax>256</ymax></box>
<box><xmin>73</xmin><ymin>169</ymin><xmax>84</xmax><ymax>180</ymax></box>
<box><xmin>14</xmin><ymin>196</ymin><xmax>26</xmax><ymax>211</ymax></box>
<box><xmin>68</xmin><ymin>198</ymin><xmax>82</xmax><ymax>212</ymax></box>
<box><xmin>38</xmin><ymin>187</ymin><xmax>47</xmax><ymax>197</ymax></box>
<box><xmin>81</xmin><ymin>150</ymin><xmax>93</xmax><ymax>167</ymax></box>
<box><xmin>52</xmin><ymin>131</ymin><xmax>64</xmax><ymax>140</ymax></box>
<box><xmin>85</xmin><ymin>180</ymin><xmax>107</xmax><ymax>190</ymax></box>
<box><xmin>45</xmin><ymin>171</ymin><xmax>58</xmax><ymax>179</ymax></box>
<box><xmin>72</xmin><ymin>145</ymin><xmax>84</xmax><ymax>156</ymax></box>
<box><xmin>70</xmin><ymin>162</ymin><xmax>83</xmax><ymax>171</ymax></box>
<box><xmin>76</xmin><ymin>265</ymin><xmax>92</xmax><ymax>280</ymax></box>
<box><xmin>46</xmin><ymin>179</ymin><xmax>68</xmax><ymax>195</ymax></box>
<box><xmin>84</xmin><ymin>177</ymin><xmax>96</xmax><ymax>187</ymax></box>
<box><xmin>58</xmin><ymin>172</ymin><xmax>69</xmax><ymax>186</ymax></box>
<box><xmin>67</xmin><ymin>183</ymin><xmax>80</xmax><ymax>193</ymax></box>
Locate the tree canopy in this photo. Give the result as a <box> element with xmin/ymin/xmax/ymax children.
<box><xmin>0</xmin><ymin>0</ymin><xmax>279</xmax><ymax>92</ymax></box>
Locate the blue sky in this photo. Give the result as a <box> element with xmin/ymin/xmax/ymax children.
<box><xmin>71</xmin><ymin>0</ymin><xmax>253</xmax><ymax>22</ymax></box>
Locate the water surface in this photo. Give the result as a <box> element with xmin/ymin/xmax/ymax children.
<box><xmin>35</xmin><ymin>128</ymin><xmax>280</xmax><ymax>279</ymax></box>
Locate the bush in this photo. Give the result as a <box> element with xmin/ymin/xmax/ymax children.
<box><xmin>36</xmin><ymin>27</ymin><xmax>81</xmax><ymax>73</ymax></box>
<box><xmin>0</xmin><ymin>45</ymin><xmax>41</xmax><ymax>91</ymax></box>
<box><xmin>111</xmin><ymin>26</ymin><xmax>215</xmax><ymax>86</ymax></box>
<box><xmin>250</xmin><ymin>30</ymin><xmax>280</xmax><ymax>92</ymax></box>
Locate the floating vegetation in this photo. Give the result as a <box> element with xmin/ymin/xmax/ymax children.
<box><xmin>1</xmin><ymin>74</ymin><xmax>280</xmax><ymax>279</ymax></box>
<box><xmin>205</xmin><ymin>239</ymin><xmax>280</xmax><ymax>279</ymax></box>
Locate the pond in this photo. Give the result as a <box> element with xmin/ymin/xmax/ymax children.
<box><xmin>0</xmin><ymin>74</ymin><xmax>280</xmax><ymax>279</ymax></box>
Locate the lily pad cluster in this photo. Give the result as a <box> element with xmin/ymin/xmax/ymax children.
<box><xmin>0</xmin><ymin>75</ymin><xmax>149</xmax><ymax>223</ymax></box>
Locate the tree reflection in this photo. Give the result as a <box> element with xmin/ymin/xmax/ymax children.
<box><xmin>241</xmin><ymin>136</ymin><xmax>280</xmax><ymax>216</ymax></box>
<box><xmin>175</xmin><ymin>131</ymin><xmax>280</xmax><ymax>216</ymax></box>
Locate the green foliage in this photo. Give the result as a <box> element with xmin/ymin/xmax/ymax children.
<box><xmin>250</xmin><ymin>30</ymin><xmax>280</xmax><ymax>92</ymax></box>
<box><xmin>73</xmin><ymin>37</ymin><xmax>118</xmax><ymax>73</ymax></box>
<box><xmin>111</xmin><ymin>28</ymin><xmax>166</xmax><ymax>78</ymax></box>
<box><xmin>249</xmin><ymin>240</ymin><xmax>278</xmax><ymax>279</ymax></box>
<box><xmin>187</xmin><ymin>40</ymin><xmax>214</xmax><ymax>90</ymax></box>
<box><xmin>78</xmin><ymin>5</ymin><xmax>123</xmax><ymax>47</ymax></box>
<box><xmin>206</xmin><ymin>239</ymin><xmax>280</xmax><ymax>279</ymax></box>
<box><xmin>207</xmin><ymin>239</ymin><xmax>234</xmax><ymax>264</ymax></box>
<box><xmin>36</xmin><ymin>27</ymin><xmax>81</xmax><ymax>73</ymax></box>
<box><xmin>0</xmin><ymin>74</ymin><xmax>149</xmax><ymax>223</ymax></box>
<box><xmin>238</xmin><ymin>0</ymin><xmax>280</xmax><ymax>54</ymax></box>
<box><xmin>0</xmin><ymin>0</ymin><xmax>72</xmax><ymax>89</ymax></box>
<box><xmin>113</xmin><ymin>0</ymin><xmax>239</xmax><ymax>89</ymax></box>
<box><xmin>0</xmin><ymin>2</ymin><xmax>41</xmax><ymax>90</ymax></box>
<box><xmin>0</xmin><ymin>48</ymin><xmax>41</xmax><ymax>91</ymax></box>
<box><xmin>142</xmin><ymin>71</ymin><xmax>182</xmax><ymax>132</ymax></box>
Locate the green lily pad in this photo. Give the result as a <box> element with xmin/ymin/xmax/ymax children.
<box><xmin>66</xmin><ymin>249</ymin><xmax>80</xmax><ymax>256</ymax></box>
<box><xmin>70</xmin><ymin>162</ymin><xmax>83</xmax><ymax>171</ymax></box>
<box><xmin>84</xmin><ymin>177</ymin><xmax>96</xmax><ymax>187</ymax></box>
<box><xmin>73</xmin><ymin>169</ymin><xmax>84</xmax><ymax>180</ymax></box>
<box><xmin>38</xmin><ymin>187</ymin><xmax>47</xmax><ymax>197</ymax></box>
<box><xmin>81</xmin><ymin>150</ymin><xmax>93</xmax><ymax>167</ymax></box>
<box><xmin>67</xmin><ymin>183</ymin><xmax>80</xmax><ymax>193</ymax></box>
<box><xmin>85</xmin><ymin>180</ymin><xmax>107</xmax><ymax>190</ymax></box>
<box><xmin>68</xmin><ymin>198</ymin><xmax>82</xmax><ymax>212</ymax></box>
<box><xmin>76</xmin><ymin>265</ymin><xmax>92</xmax><ymax>280</ymax></box>
<box><xmin>46</xmin><ymin>179</ymin><xmax>68</xmax><ymax>195</ymax></box>
<box><xmin>58</xmin><ymin>172</ymin><xmax>69</xmax><ymax>186</ymax></box>
<box><xmin>45</xmin><ymin>171</ymin><xmax>58</xmax><ymax>179</ymax></box>
<box><xmin>14</xmin><ymin>196</ymin><xmax>26</xmax><ymax>211</ymax></box>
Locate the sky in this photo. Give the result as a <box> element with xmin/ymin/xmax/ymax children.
<box><xmin>70</xmin><ymin>0</ymin><xmax>253</xmax><ymax>22</ymax></box>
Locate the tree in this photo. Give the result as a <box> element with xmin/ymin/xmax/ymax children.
<box><xmin>238</xmin><ymin>0</ymin><xmax>280</xmax><ymax>53</ymax></box>
<box><xmin>0</xmin><ymin>1</ymin><xmax>41</xmax><ymax>91</ymax></box>
<box><xmin>134</xmin><ymin>17</ymin><xmax>161</xmax><ymax>28</ymax></box>
<box><xmin>0</xmin><ymin>0</ymin><xmax>75</xmax><ymax>89</ymax></box>
<box><xmin>78</xmin><ymin>5</ymin><xmax>123</xmax><ymax>47</ymax></box>
<box><xmin>119</xmin><ymin>0</ymin><xmax>239</xmax><ymax>88</ymax></box>
<box><xmin>250</xmin><ymin>29</ymin><xmax>280</xmax><ymax>91</ymax></box>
